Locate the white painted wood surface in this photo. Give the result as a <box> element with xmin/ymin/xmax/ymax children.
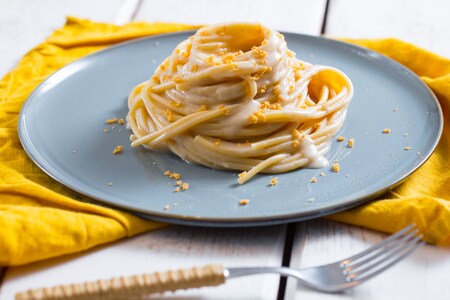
<box><xmin>285</xmin><ymin>220</ymin><xmax>450</xmax><ymax>299</ymax></box>
<box><xmin>1</xmin><ymin>0</ymin><xmax>449</xmax><ymax>299</ymax></box>
<box><xmin>326</xmin><ymin>0</ymin><xmax>450</xmax><ymax>57</ymax></box>
<box><xmin>0</xmin><ymin>226</ymin><xmax>286</xmax><ymax>300</ymax></box>
<box><xmin>135</xmin><ymin>0</ymin><xmax>327</xmax><ymax>35</ymax></box>
<box><xmin>0</xmin><ymin>0</ymin><xmax>128</xmax><ymax>78</ymax></box>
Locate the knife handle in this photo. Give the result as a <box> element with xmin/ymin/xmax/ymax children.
<box><xmin>15</xmin><ymin>264</ymin><xmax>226</xmax><ymax>300</ymax></box>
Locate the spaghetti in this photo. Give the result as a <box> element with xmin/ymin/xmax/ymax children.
<box><xmin>127</xmin><ymin>23</ymin><xmax>353</xmax><ymax>184</ymax></box>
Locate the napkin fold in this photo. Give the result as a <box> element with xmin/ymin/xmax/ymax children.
<box><xmin>0</xmin><ymin>17</ymin><xmax>449</xmax><ymax>266</ymax></box>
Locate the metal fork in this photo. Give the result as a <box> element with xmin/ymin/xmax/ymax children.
<box><xmin>16</xmin><ymin>225</ymin><xmax>424</xmax><ymax>300</ymax></box>
<box><xmin>227</xmin><ymin>224</ymin><xmax>424</xmax><ymax>292</ymax></box>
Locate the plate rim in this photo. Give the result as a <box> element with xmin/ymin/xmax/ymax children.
<box><xmin>18</xmin><ymin>31</ymin><xmax>444</xmax><ymax>226</ymax></box>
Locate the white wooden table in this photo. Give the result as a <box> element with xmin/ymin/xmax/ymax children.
<box><xmin>1</xmin><ymin>1</ymin><xmax>449</xmax><ymax>299</ymax></box>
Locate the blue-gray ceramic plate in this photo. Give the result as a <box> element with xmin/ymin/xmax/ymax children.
<box><xmin>18</xmin><ymin>32</ymin><xmax>443</xmax><ymax>226</ymax></box>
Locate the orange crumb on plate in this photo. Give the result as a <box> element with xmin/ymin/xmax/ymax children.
<box><xmin>106</xmin><ymin>117</ymin><xmax>118</xmax><ymax>124</ymax></box>
<box><xmin>270</xmin><ymin>177</ymin><xmax>279</xmax><ymax>186</ymax></box>
<box><xmin>113</xmin><ymin>145</ymin><xmax>123</xmax><ymax>154</ymax></box>
<box><xmin>239</xmin><ymin>199</ymin><xmax>250</xmax><ymax>206</ymax></box>
<box><xmin>171</xmin><ymin>172</ymin><xmax>181</xmax><ymax>180</ymax></box>
<box><xmin>347</xmin><ymin>138</ymin><xmax>355</xmax><ymax>148</ymax></box>
<box><xmin>332</xmin><ymin>162</ymin><xmax>340</xmax><ymax>173</ymax></box>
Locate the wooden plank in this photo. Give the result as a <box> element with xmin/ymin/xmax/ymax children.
<box><xmin>285</xmin><ymin>0</ymin><xmax>450</xmax><ymax>300</ymax></box>
<box><xmin>286</xmin><ymin>1</ymin><xmax>450</xmax><ymax>298</ymax></box>
<box><xmin>285</xmin><ymin>219</ymin><xmax>450</xmax><ymax>299</ymax></box>
<box><xmin>325</xmin><ymin>0</ymin><xmax>450</xmax><ymax>56</ymax></box>
<box><xmin>0</xmin><ymin>0</ymin><xmax>126</xmax><ymax>77</ymax></box>
<box><xmin>135</xmin><ymin>0</ymin><xmax>327</xmax><ymax>35</ymax></box>
<box><xmin>0</xmin><ymin>225</ymin><xmax>286</xmax><ymax>299</ymax></box>
<box><xmin>133</xmin><ymin>2</ymin><xmax>331</xmax><ymax>297</ymax></box>
<box><xmin>114</xmin><ymin>0</ymin><xmax>141</xmax><ymax>25</ymax></box>
<box><xmin>0</xmin><ymin>1</ymin><xmax>287</xmax><ymax>299</ymax></box>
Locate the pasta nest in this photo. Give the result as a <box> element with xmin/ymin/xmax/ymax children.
<box><xmin>127</xmin><ymin>23</ymin><xmax>353</xmax><ymax>184</ymax></box>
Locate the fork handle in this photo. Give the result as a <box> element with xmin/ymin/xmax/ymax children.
<box><xmin>15</xmin><ymin>264</ymin><xmax>226</xmax><ymax>300</ymax></box>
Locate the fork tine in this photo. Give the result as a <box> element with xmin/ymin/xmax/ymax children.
<box><xmin>349</xmin><ymin>237</ymin><xmax>424</xmax><ymax>283</ymax></box>
<box><xmin>343</xmin><ymin>228</ymin><xmax>419</xmax><ymax>272</ymax></box>
<box><xmin>339</xmin><ymin>224</ymin><xmax>416</xmax><ymax>266</ymax></box>
<box><xmin>347</xmin><ymin>234</ymin><xmax>422</xmax><ymax>277</ymax></box>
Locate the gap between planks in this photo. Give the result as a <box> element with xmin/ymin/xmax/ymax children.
<box><xmin>113</xmin><ymin>0</ymin><xmax>142</xmax><ymax>24</ymax></box>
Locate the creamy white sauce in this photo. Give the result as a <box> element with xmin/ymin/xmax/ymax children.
<box><xmin>218</xmin><ymin>99</ymin><xmax>260</xmax><ymax>136</ymax></box>
<box><xmin>302</xmin><ymin>136</ymin><xmax>329</xmax><ymax>168</ymax></box>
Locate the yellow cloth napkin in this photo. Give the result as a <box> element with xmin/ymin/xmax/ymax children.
<box><xmin>328</xmin><ymin>38</ymin><xmax>450</xmax><ymax>245</ymax></box>
<box><xmin>0</xmin><ymin>17</ymin><xmax>449</xmax><ymax>266</ymax></box>
<box><xmin>0</xmin><ymin>17</ymin><xmax>199</xmax><ymax>266</ymax></box>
